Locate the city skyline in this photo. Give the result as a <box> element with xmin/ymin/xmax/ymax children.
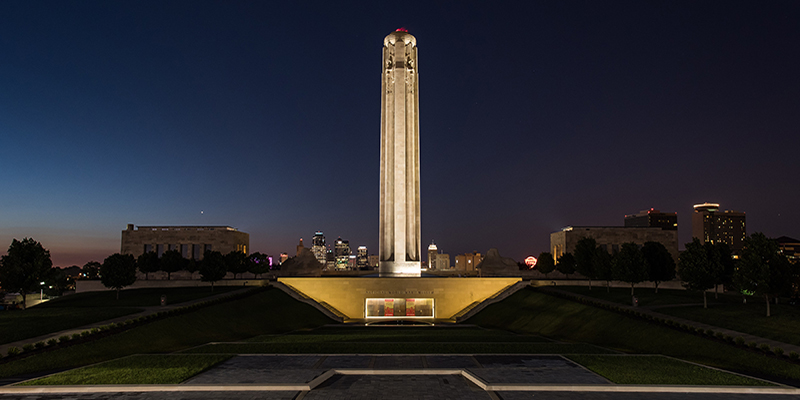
<box><xmin>2</xmin><ymin>1</ymin><xmax>799</xmax><ymax>267</ymax></box>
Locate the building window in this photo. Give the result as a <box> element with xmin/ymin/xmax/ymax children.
<box><xmin>204</xmin><ymin>244</ymin><xmax>212</xmax><ymax>253</ymax></box>
<box><xmin>181</xmin><ymin>244</ymin><xmax>189</xmax><ymax>258</ymax></box>
<box><xmin>365</xmin><ymin>298</ymin><xmax>434</xmax><ymax>318</ymax></box>
<box><xmin>193</xmin><ymin>244</ymin><xmax>201</xmax><ymax>259</ymax></box>
<box><xmin>156</xmin><ymin>244</ymin><xmax>164</xmax><ymax>257</ymax></box>
<box><xmin>144</xmin><ymin>244</ymin><xmax>152</xmax><ymax>254</ymax></box>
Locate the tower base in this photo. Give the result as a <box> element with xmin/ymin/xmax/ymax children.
<box><xmin>379</xmin><ymin>261</ymin><xmax>421</xmax><ymax>277</ymax></box>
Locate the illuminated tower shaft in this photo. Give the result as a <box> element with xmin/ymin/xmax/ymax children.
<box><xmin>379</xmin><ymin>29</ymin><xmax>421</xmax><ymax>277</ymax></box>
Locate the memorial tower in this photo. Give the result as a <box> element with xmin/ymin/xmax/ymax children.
<box><xmin>379</xmin><ymin>28</ymin><xmax>421</xmax><ymax>277</ymax></box>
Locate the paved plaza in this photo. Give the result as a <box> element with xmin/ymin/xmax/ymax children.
<box><xmin>2</xmin><ymin>355</ymin><xmax>798</xmax><ymax>399</ymax></box>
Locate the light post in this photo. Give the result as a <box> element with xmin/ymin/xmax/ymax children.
<box><xmin>40</xmin><ymin>281</ymin><xmax>45</xmax><ymax>300</ymax></box>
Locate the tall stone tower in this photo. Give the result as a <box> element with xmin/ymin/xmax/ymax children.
<box><xmin>379</xmin><ymin>28</ymin><xmax>421</xmax><ymax>277</ymax></box>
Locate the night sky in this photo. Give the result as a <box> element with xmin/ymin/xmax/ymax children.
<box><xmin>2</xmin><ymin>1</ymin><xmax>799</xmax><ymax>267</ymax></box>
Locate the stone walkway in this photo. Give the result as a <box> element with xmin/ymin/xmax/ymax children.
<box><xmin>0</xmin><ymin>288</ymin><xmax>253</xmax><ymax>356</ymax></box>
<box><xmin>543</xmin><ymin>288</ymin><xmax>800</xmax><ymax>355</ymax></box>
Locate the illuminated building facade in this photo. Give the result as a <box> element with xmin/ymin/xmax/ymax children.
<box><xmin>427</xmin><ymin>242</ymin><xmax>438</xmax><ymax>270</ymax></box>
<box><xmin>551</xmin><ymin>226</ymin><xmax>679</xmax><ymax>263</ymax></box>
<box><xmin>121</xmin><ymin>224</ymin><xmax>249</xmax><ymax>260</ymax></box>
<box><xmin>624</xmin><ymin>209</ymin><xmax>677</xmax><ymax>230</ymax></box>
<box><xmin>311</xmin><ymin>231</ymin><xmax>326</xmax><ymax>265</ymax></box>
<box><xmin>777</xmin><ymin>236</ymin><xmax>800</xmax><ymax>264</ymax></box>
<box><xmin>691</xmin><ymin>203</ymin><xmax>746</xmax><ymax>253</ymax></box>
<box><xmin>334</xmin><ymin>238</ymin><xmax>352</xmax><ymax>270</ymax></box>
<box><xmin>455</xmin><ymin>252</ymin><xmax>483</xmax><ymax>272</ymax></box>
<box><xmin>356</xmin><ymin>246</ymin><xmax>368</xmax><ymax>269</ymax></box>
<box><xmin>435</xmin><ymin>253</ymin><xmax>450</xmax><ymax>270</ymax></box>
<box><xmin>379</xmin><ymin>29</ymin><xmax>422</xmax><ymax>277</ymax></box>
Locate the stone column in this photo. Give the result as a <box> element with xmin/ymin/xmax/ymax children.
<box><xmin>379</xmin><ymin>29</ymin><xmax>421</xmax><ymax>277</ymax></box>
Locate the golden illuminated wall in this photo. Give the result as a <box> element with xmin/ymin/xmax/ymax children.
<box><xmin>279</xmin><ymin>277</ymin><xmax>520</xmax><ymax>320</ymax></box>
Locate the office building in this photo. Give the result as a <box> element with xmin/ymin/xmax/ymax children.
<box><xmin>311</xmin><ymin>231</ymin><xmax>326</xmax><ymax>265</ymax></box>
<box><xmin>455</xmin><ymin>252</ymin><xmax>483</xmax><ymax>272</ymax></box>
<box><xmin>551</xmin><ymin>226</ymin><xmax>679</xmax><ymax>263</ymax></box>
<box><xmin>691</xmin><ymin>203</ymin><xmax>746</xmax><ymax>253</ymax></box>
<box><xmin>120</xmin><ymin>224</ymin><xmax>248</xmax><ymax>260</ymax></box>
<box><xmin>334</xmin><ymin>238</ymin><xmax>351</xmax><ymax>270</ymax></box>
<box><xmin>356</xmin><ymin>246</ymin><xmax>368</xmax><ymax>269</ymax></box>
<box><xmin>624</xmin><ymin>208</ymin><xmax>677</xmax><ymax>230</ymax></box>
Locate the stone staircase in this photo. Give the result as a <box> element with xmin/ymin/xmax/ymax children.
<box><xmin>454</xmin><ymin>280</ymin><xmax>530</xmax><ymax>322</ymax></box>
<box><xmin>271</xmin><ymin>281</ymin><xmax>346</xmax><ymax>322</ymax></box>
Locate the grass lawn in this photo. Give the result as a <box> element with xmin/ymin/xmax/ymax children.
<box><xmin>39</xmin><ymin>286</ymin><xmax>244</xmax><ymax>308</ymax></box>
<box><xmin>556</xmin><ymin>286</ymin><xmax>708</xmax><ymax>307</ymax></box>
<box><xmin>657</xmin><ymin>302</ymin><xmax>800</xmax><ymax>347</ymax></box>
<box><xmin>0</xmin><ymin>307</ymin><xmax>142</xmax><ymax>345</ymax></box>
<box><xmin>466</xmin><ymin>288</ymin><xmax>800</xmax><ymax>383</ymax></box>
<box><xmin>183</xmin><ymin>342</ymin><xmax>610</xmax><ymax>354</ymax></box>
<box><xmin>246</xmin><ymin>327</ymin><xmax>551</xmax><ymax>343</ymax></box>
<box><xmin>0</xmin><ymin>286</ymin><xmax>244</xmax><ymax>346</ymax></box>
<box><xmin>19</xmin><ymin>354</ymin><xmax>231</xmax><ymax>385</ymax></box>
<box><xmin>558</xmin><ymin>285</ymin><xmax>800</xmax><ymax>348</ymax></box>
<box><xmin>567</xmin><ymin>355</ymin><xmax>772</xmax><ymax>386</ymax></box>
<box><xmin>0</xmin><ymin>287</ymin><xmax>331</xmax><ymax>379</ymax></box>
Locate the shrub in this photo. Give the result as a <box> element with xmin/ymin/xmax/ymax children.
<box><xmin>7</xmin><ymin>347</ymin><xmax>21</xmax><ymax>356</ymax></box>
<box><xmin>22</xmin><ymin>343</ymin><xmax>35</xmax><ymax>352</ymax></box>
<box><xmin>747</xmin><ymin>342</ymin><xmax>758</xmax><ymax>349</ymax></box>
<box><xmin>789</xmin><ymin>352</ymin><xmax>799</xmax><ymax>361</ymax></box>
<box><xmin>759</xmin><ymin>344</ymin><xmax>771</xmax><ymax>353</ymax></box>
<box><xmin>80</xmin><ymin>331</ymin><xmax>91</xmax><ymax>338</ymax></box>
<box><xmin>47</xmin><ymin>338</ymin><xmax>58</xmax><ymax>346</ymax></box>
<box><xmin>774</xmin><ymin>347</ymin><xmax>785</xmax><ymax>356</ymax></box>
<box><xmin>58</xmin><ymin>335</ymin><xmax>70</xmax><ymax>343</ymax></box>
<box><xmin>34</xmin><ymin>341</ymin><xmax>46</xmax><ymax>349</ymax></box>
<box><xmin>714</xmin><ymin>332</ymin><xmax>725</xmax><ymax>340</ymax></box>
<box><xmin>705</xmin><ymin>329</ymin><xmax>715</xmax><ymax>336</ymax></box>
<box><xmin>734</xmin><ymin>337</ymin><xmax>745</xmax><ymax>346</ymax></box>
<box><xmin>90</xmin><ymin>328</ymin><xmax>100</xmax><ymax>334</ymax></box>
<box><xmin>72</xmin><ymin>333</ymin><xmax>82</xmax><ymax>340</ymax></box>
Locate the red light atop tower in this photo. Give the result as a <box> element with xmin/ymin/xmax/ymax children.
<box><xmin>396</xmin><ymin>27</ymin><xmax>409</xmax><ymax>32</ymax></box>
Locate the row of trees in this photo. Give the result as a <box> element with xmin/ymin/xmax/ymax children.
<box><xmin>536</xmin><ymin>238</ymin><xmax>676</xmax><ymax>295</ymax></box>
<box><xmin>680</xmin><ymin>233</ymin><xmax>794</xmax><ymax>316</ymax></box>
<box><xmin>134</xmin><ymin>250</ymin><xmax>273</xmax><ymax>280</ymax></box>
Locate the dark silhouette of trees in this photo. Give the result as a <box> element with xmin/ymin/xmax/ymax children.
<box><xmin>612</xmin><ymin>242</ymin><xmax>648</xmax><ymax>296</ymax></box>
<box><xmin>160</xmin><ymin>250</ymin><xmax>186</xmax><ymax>280</ymax></box>
<box><xmin>574</xmin><ymin>237</ymin><xmax>598</xmax><ymax>289</ymax></box>
<box><xmin>537</xmin><ymin>252</ymin><xmax>555</xmax><ymax>278</ymax></box>
<box><xmin>200</xmin><ymin>251</ymin><xmax>227</xmax><ymax>291</ymax></box>
<box><xmin>81</xmin><ymin>261</ymin><xmax>101</xmax><ymax>280</ymax></box>
<box><xmin>642</xmin><ymin>241</ymin><xmax>676</xmax><ymax>293</ymax></box>
<box><xmin>556</xmin><ymin>253</ymin><xmax>576</xmax><ymax>279</ymax></box>
<box><xmin>734</xmin><ymin>233</ymin><xmax>794</xmax><ymax>317</ymax></box>
<box><xmin>0</xmin><ymin>238</ymin><xmax>53</xmax><ymax>310</ymax></box>
<box><xmin>709</xmin><ymin>242</ymin><xmax>735</xmax><ymax>299</ymax></box>
<box><xmin>136</xmin><ymin>251</ymin><xmax>159</xmax><ymax>280</ymax></box>
<box><xmin>594</xmin><ymin>247</ymin><xmax>614</xmax><ymax>292</ymax></box>
<box><xmin>225</xmin><ymin>251</ymin><xmax>250</xmax><ymax>279</ymax></box>
<box><xmin>100</xmin><ymin>253</ymin><xmax>137</xmax><ymax>299</ymax></box>
<box><xmin>679</xmin><ymin>239</ymin><xmax>716</xmax><ymax>308</ymax></box>
<box><xmin>249</xmin><ymin>252</ymin><xmax>271</xmax><ymax>279</ymax></box>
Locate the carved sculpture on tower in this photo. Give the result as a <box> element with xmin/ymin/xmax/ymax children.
<box><xmin>379</xmin><ymin>28</ymin><xmax>421</xmax><ymax>277</ymax></box>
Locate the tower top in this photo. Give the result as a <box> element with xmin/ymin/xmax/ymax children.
<box><xmin>384</xmin><ymin>30</ymin><xmax>416</xmax><ymax>47</ymax></box>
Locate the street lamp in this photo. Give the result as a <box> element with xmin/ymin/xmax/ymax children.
<box><xmin>40</xmin><ymin>281</ymin><xmax>45</xmax><ymax>300</ymax></box>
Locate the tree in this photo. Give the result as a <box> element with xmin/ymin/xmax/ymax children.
<box><xmin>536</xmin><ymin>252</ymin><xmax>555</xmax><ymax>278</ymax></box>
<box><xmin>593</xmin><ymin>247</ymin><xmax>614</xmax><ymax>292</ymax></box>
<box><xmin>612</xmin><ymin>242</ymin><xmax>648</xmax><ymax>296</ymax></box>
<box><xmin>556</xmin><ymin>253</ymin><xmax>576</xmax><ymax>279</ymax></box>
<box><xmin>642</xmin><ymin>241</ymin><xmax>676</xmax><ymax>293</ymax></box>
<box><xmin>0</xmin><ymin>238</ymin><xmax>53</xmax><ymax>310</ymax></box>
<box><xmin>574</xmin><ymin>237</ymin><xmax>598</xmax><ymax>289</ymax></box>
<box><xmin>81</xmin><ymin>261</ymin><xmax>101</xmax><ymax>280</ymax></box>
<box><xmin>200</xmin><ymin>251</ymin><xmax>227</xmax><ymax>291</ymax></box>
<box><xmin>734</xmin><ymin>233</ymin><xmax>793</xmax><ymax>317</ymax></box>
<box><xmin>136</xmin><ymin>252</ymin><xmax>159</xmax><ymax>280</ymax></box>
<box><xmin>225</xmin><ymin>251</ymin><xmax>251</xmax><ymax>279</ymax></box>
<box><xmin>709</xmin><ymin>242</ymin><xmax>735</xmax><ymax>299</ymax></box>
<box><xmin>249</xmin><ymin>252</ymin><xmax>271</xmax><ymax>279</ymax></box>
<box><xmin>160</xmin><ymin>250</ymin><xmax>186</xmax><ymax>280</ymax></box>
<box><xmin>100</xmin><ymin>253</ymin><xmax>137</xmax><ymax>300</ymax></box>
<box><xmin>678</xmin><ymin>239</ymin><xmax>716</xmax><ymax>308</ymax></box>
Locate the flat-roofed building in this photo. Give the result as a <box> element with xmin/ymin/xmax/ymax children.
<box><xmin>551</xmin><ymin>226</ymin><xmax>679</xmax><ymax>263</ymax></box>
<box><xmin>691</xmin><ymin>203</ymin><xmax>746</xmax><ymax>253</ymax></box>
<box><xmin>121</xmin><ymin>224</ymin><xmax>249</xmax><ymax>260</ymax></box>
<box><xmin>455</xmin><ymin>252</ymin><xmax>483</xmax><ymax>272</ymax></box>
<box><xmin>777</xmin><ymin>236</ymin><xmax>800</xmax><ymax>264</ymax></box>
<box><xmin>435</xmin><ymin>253</ymin><xmax>450</xmax><ymax>270</ymax></box>
<box><xmin>624</xmin><ymin>208</ymin><xmax>677</xmax><ymax>230</ymax></box>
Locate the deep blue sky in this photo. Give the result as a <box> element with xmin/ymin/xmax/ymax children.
<box><xmin>2</xmin><ymin>1</ymin><xmax>799</xmax><ymax>267</ymax></box>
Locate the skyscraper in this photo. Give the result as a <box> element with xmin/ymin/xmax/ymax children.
<box><xmin>311</xmin><ymin>231</ymin><xmax>326</xmax><ymax>265</ymax></box>
<box><xmin>427</xmin><ymin>242</ymin><xmax>438</xmax><ymax>270</ymax></box>
<box><xmin>334</xmin><ymin>237</ymin><xmax>352</xmax><ymax>270</ymax></box>
<box><xmin>691</xmin><ymin>202</ymin><xmax>747</xmax><ymax>253</ymax></box>
<box><xmin>356</xmin><ymin>246</ymin><xmax>368</xmax><ymax>269</ymax></box>
<box><xmin>379</xmin><ymin>28</ymin><xmax>422</xmax><ymax>277</ymax></box>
